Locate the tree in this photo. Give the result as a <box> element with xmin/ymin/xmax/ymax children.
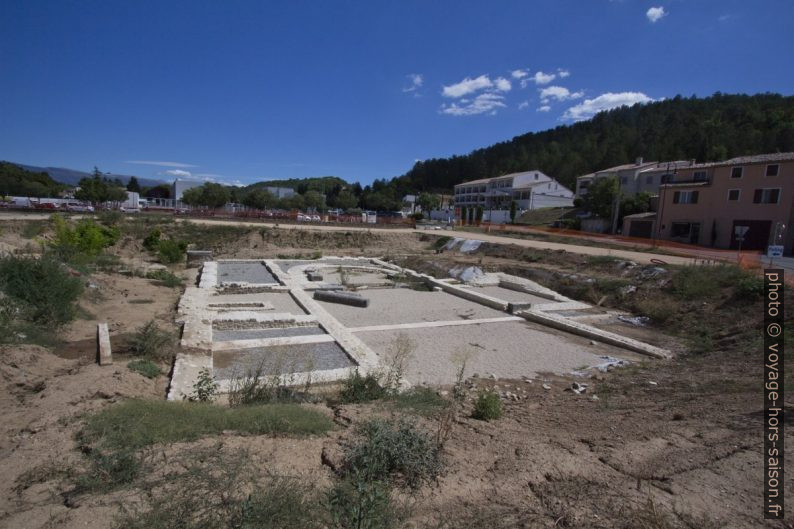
<box><xmin>475</xmin><ymin>206</ymin><xmax>483</xmax><ymax>225</ymax></box>
<box><xmin>333</xmin><ymin>189</ymin><xmax>359</xmax><ymax>211</ymax></box>
<box><xmin>460</xmin><ymin>206</ymin><xmax>467</xmax><ymax>225</ymax></box>
<box><xmin>467</xmin><ymin>207</ymin><xmax>474</xmax><ymax>225</ymax></box>
<box><xmin>144</xmin><ymin>184</ymin><xmax>171</xmax><ymax>199</ymax></box>
<box><xmin>509</xmin><ymin>201</ymin><xmax>517</xmax><ymax>223</ymax></box>
<box><xmin>180</xmin><ymin>183</ymin><xmax>230</xmax><ymax>208</ymax></box>
<box><xmin>126</xmin><ymin>176</ymin><xmax>141</xmax><ymax>193</ymax></box>
<box><xmin>417</xmin><ymin>193</ymin><xmax>440</xmax><ymax>212</ymax></box>
<box><xmin>303</xmin><ymin>190</ymin><xmax>326</xmax><ymax>211</ymax></box>
<box><xmin>242</xmin><ymin>189</ymin><xmax>276</xmax><ymax>210</ymax></box>
<box><xmin>583</xmin><ymin>176</ymin><xmax>619</xmax><ymax>219</ymax></box>
<box><xmin>74</xmin><ymin>172</ymin><xmax>128</xmax><ymax>205</ymax></box>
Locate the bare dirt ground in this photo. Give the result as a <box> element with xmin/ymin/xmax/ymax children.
<box><xmin>0</xmin><ymin>216</ymin><xmax>790</xmax><ymax>528</ymax></box>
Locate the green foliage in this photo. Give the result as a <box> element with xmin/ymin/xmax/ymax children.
<box><xmin>388</xmin><ymin>387</ymin><xmax>447</xmax><ymax>416</ymax></box>
<box><xmin>326</xmin><ymin>478</ymin><xmax>399</xmax><ymax>529</ymax></box>
<box><xmin>74</xmin><ymin>169</ymin><xmax>128</xmax><ymax>204</ymax></box>
<box><xmin>49</xmin><ymin>215</ymin><xmax>120</xmax><ymax>263</ymax></box>
<box><xmin>396</xmin><ymin>93</ymin><xmax>794</xmax><ymax>192</ymax></box>
<box><xmin>0</xmin><ymin>161</ymin><xmax>66</xmax><ymax>197</ymax></box>
<box><xmin>433</xmin><ymin>235</ymin><xmax>452</xmax><ymax>250</ymax></box>
<box><xmin>241</xmin><ymin>188</ymin><xmax>276</xmax><ymax>210</ymax></box>
<box><xmin>227</xmin><ymin>362</ymin><xmax>310</xmax><ymax>407</ymax></box>
<box><xmin>126</xmin><ymin>176</ymin><xmax>141</xmax><ymax>193</ymax></box>
<box><xmin>189</xmin><ymin>367</ymin><xmax>218</xmax><ymax>402</ymax></box>
<box><xmin>734</xmin><ymin>275</ymin><xmax>764</xmax><ymax>300</ymax></box>
<box><xmin>475</xmin><ymin>206</ymin><xmax>483</xmax><ymax>223</ymax></box>
<box><xmin>79</xmin><ymin>399</ymin><xmax>334</xmax><ymax>452</ymax></box>
<box><xmin>583</xmin><ymin>176</ymin><xmax>619</xmax><ymax>219</ymax></box>
<box><xmin>180</xmin><ymin>182</ymin><xmax>230</xmax><ymax>208</ymax></box>
<box><xmin>670</xmin><ymin>264</ymin><xmax>746</xmax><ymax>300</ymax></box>
<box><xmin>127</xmin><ymin>359</ymin><xmax>161</xmax><ymax>379</ymax></box>
<box><xmin>76</xmin><ymin>449</ymin><xmax>140</xmax><ymax>491</ymax></box>
<box><xmin>239</xmin><ymin>478</ymin><xmax>326</xmax><ymax>529</ymax></box>
<box><xmin>0</xmin><ymin>254</ymin><xmax>83</xmax><ymax>326</ymax></box>
<box><xmin>472</xmin><ymin>391</ymin><xmax>502</xmax><ymax>421</ymax></box>
<box><xmin>21</xmin><ymin>221</ymin><xmax>46</xmax><ymax>239</ymax></box>
<box><xmin>417</xmin><ymin>192</ymin><xmax>439</xmax><ymax>212</ymax></box>
<box><xmin>156</xmin><ymin>238</ymin><xmax>187</xmax><ymax>264</ymax></box>
<box><xmin>509</xmin><ymin>201</ymin><xmax>517</xmax><ymax>223</ymax></box>
<box><xmin>126</xmin><ymin>320</ymin><xmax>173</xmax><ymax>359</ymax></box>
<box><xmin>142</xmin><ymin>229</ymin><xmax>161</xmax><ymax>250</ymax></box>
<box><xmin>338</xmin><ymin>370</ymin><xmax>388</xmax><ymax>404</ymax></box>
<box><xmin>343</xmin><ymin>419</ymin><xmax>442</xmax><ymax>489</ymax></box>
<box><xmin>145</xmin><ymin>268</ymin><xmax>184</xmax><ymax>288</ymax></box>
<box><xmin>97</xmin><ymin>209</ymin><xmax>124</xmax><ymax>226</ymax></box>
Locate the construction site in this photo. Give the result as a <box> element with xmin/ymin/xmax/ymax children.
<box><xmin>0</xmin><ymin>214</ymin><xmax>783</xmax><ymax>529</ymax></box>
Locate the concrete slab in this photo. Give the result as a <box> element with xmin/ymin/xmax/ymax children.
<box><xmin>213</xmin><ymin>342</ymin><xmax>355</xmax><ymax>380</ymax></box>
<box><xmin>217</xmin><ymin>260</ymin><xmax>277</xmax><ymax>284</ymax></box>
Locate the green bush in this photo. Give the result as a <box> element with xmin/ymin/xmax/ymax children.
<box><xmin>189</xmin><ymin>367</ymin><xmax>218</xmax><ymax>402</ymax></box>
<box><xmin>0</xmin><ymin>254</ymin><xmax>83</xmax><ymax>326</ymax></box>
<box><xmin>126</xmin><ymin>320</ymin><xmax>173</xmax><ymax>358</ymax></box>
<box><xmin>142</xmin><ymin>228</ymin><xmax>162</xmax><ymax>251</ymax></box>
<box><xmin>338</xmin><ymin>370</ymin><xmax>387</xmax><ymax>403</ymax></box>
<box><xmin>472</xmin><ymin>391</ymin><xmax>502</xmax><ymax>421</ymax></box>
<box><xmin>145</xmin><ymin>268</ymin><xmax>184</xmax><ymax>288</ymax></box>
<box><xmin>670</xmin><ymin>265</ymin><xmax>746</xmax><ymax>300</ymax></box>
<box><xmin>633</xmin><ymin>296</ymin><xmax>677</xmax><ymax>324</ymax></box>
<box><xmin>326</xmin><ymin>478</ymin><xmax>399</xmax><ymax>529</ymax></box>
<box><xmin>127</xmin><ymin>359</ymin><xmax>161</xmax><ymax>379</ymax></box>
<box><xmin>343</xmin><ymin>419</ymin><xmax>442</xmax><ymax>489</ymax></box>
<box><xmin>157</xmin><ymin>239</ymin><xmax>187</xmax><ymax>264</ymax></box>
<box><xmin>388</xmin><ymin>387</ymin><xmax>447</xmax><ymax>416</ymax></box>
<box><xmin>734</xmin><ymin>275</ymin><xmax>764</xmax><ymax>300</ymax></box>
<box><xmin>49</xmin><ymin>215</ymin><xmax>119</xmax><ymax>263</ymax></box>
<box><xmin>79</xmin><ymin>400</ymin><xmax>335</xmax><ymax>452</ymax></box>
<box><xmin>76</xmin><ymin>449</ymin><xmax>140</xmax><ymax>491</ymax></box>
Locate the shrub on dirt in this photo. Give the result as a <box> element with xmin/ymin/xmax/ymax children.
<box><xmin>343</xmin><ymin>419</ymin><xmax>442</xmax><ymax>489</ymax></box>
<box><xmin>733</xmin><ymin>274</ymin><xmax>764</xmax><ymax>300</ymax></box>
<box><xmin>156</xmin><ymin>238</ymin><xmax>187</xmax><ymax>264</ymax></box>
<box><xmin>189</xmin><ymin>367</ymin><xmax>218</xmax><ymax>402</ymax></box>
<box><xmin>79</xmin><ymin>400</ymin><xmax>334</xmax><ymax>452</ymax></box>
<box><xmin>127</xmin><ymin>359</ymin><xmax>161</xmax><ymax>379</ymax></box>
<box><xmin>142</xmin><ymin>228</ymin><xmax>162</xmax><ymax>251</ymax></box>
<box><xmin>669</xmin><ymin>264</ymin><xmax>745</xmax><ymax>300</ymax></box>
<box><xmin>326</xmin><ymin>478</ymin><xmax>401</xmax><ymax>529</ymax></box>
<box><xmin>126</xmin><ymin>320</ymin><xmax>173</xmax><ymax>359</ymax></box>
<box><xmin>472</xmin><ymin>391</ymin><xmax>502</xmax><ymax>421</ymax></box>
<box><xmin>76</xmin><ymin>449</ymin><xmax>140</xmax><ymax>492</ymax></box>
<box><xmin>0</xmin><ymin>254</ymin><xmax>83</xmax><ymax>326</ymax></box>
<box><xmin>145</xmin><ymin>268</ymin><xmax>184</xmax><ymax>288</ymax></box>
<box><xmin>388</xmin><ymin>387</ymin><xmax>447</xmax><ymax>416</ymax></box>
<box><xmin>338</xmin><ymin>370</ymin><xmax>388</xmax><ymax>403</ymax></box>
<box><xmin>49</xmin><ymin>214</ymin><xmax>120</xmax><ymax>263</ymax></box>
<box><xmin>633</xmin><ymin>296</ymin><xmax>677</xmax><ymax>324</ymax></box>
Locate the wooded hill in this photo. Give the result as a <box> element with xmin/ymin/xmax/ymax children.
<box><xmin>390</xmin><ymin>93</ymin><xmax>794</xmax><ymax>194</ymax></box>
<box><xmin>0</xmin><ymin>162</ymin><xmax>67</xmax><ymax>197</ymax></box>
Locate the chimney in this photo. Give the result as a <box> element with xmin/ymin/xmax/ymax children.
<box><xmin>635</xmin><ymin>157</ymin><xmax>644</xmax><ymax>165</ymax></box>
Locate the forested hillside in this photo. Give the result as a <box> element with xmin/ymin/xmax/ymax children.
<box><xmin>392</xmin><ymin>93</ymin><xmax>794</xmax><ymax>194</ymax></box>
<box><xmin>0</xmin><ymin>162</ymin><xmax>66</xmax><ymax>197</ymax></box>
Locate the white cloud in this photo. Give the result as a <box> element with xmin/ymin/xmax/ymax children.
<box><xmin>539</xmin><ymin>85</ymin><xmax>584</xmax><ymax>103</ymax></box>
<box><xmin>511</xmin><ymin>69</ymin><xmax>528</xmax><ymax>79</ymax></box>
<box><xmin>518</xmin><ymin>101</ymin><xmax>529</xmax><ymax>110</ymax></box>
<box><xmin>532</xmin><ymin>70</ymin><xmax>556</xmax><ymax>85</ymax></box>
<box><xmin>562</xmin><ymin>91</ymin><xmax>654</xmax><ymax>121</ymax></box>
<box><xmin>537</xmin><ymin>105</ymin><xmax>551</xmax><ymax>112</ymax></box>
<box><xmin>440</xmin><ymin>92</ymin><xmax>506</xmax><ymax>116</ymax></box>
<box><xmin>164</xmin><ymin>169</ymin><xmax>192</xmax><ymax>177</ymax></box>
<box><xmin>646</xmin><ymin>6</ymin><xmax>667</xmax><ymax>23</ymax></box>
<box><xmin>718</xmin><ymin>14</ymin><xmax>731</xmax><ymax>22</ymax></box>
<box><xmin>402</xmin><ymin>73</ymin><xmax>424</xmax><ymax>93</ymax></box>
<box><xmin>557</xmin><ymin>69</ymin><xmax>570</xmax><ymax>78</ymax></box>
<box><xmin>494</xmin><ymin>77</ymin><xmax>512</xmax><ymax>92</ymax></box>
<box><xmin>125</xmin><ymin>160</ymin><xmax>197</xmax><ymax>168</ymax></box>
<box><xmin>442</xmin><ymin>74</ymin><xmax>494</xmax><ymax>98</ymax></box>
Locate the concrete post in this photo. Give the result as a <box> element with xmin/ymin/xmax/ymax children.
<box><xmin>97</xmin><ymin>323</ymin><xmax>113</xmax><ymax>365</ymax></box>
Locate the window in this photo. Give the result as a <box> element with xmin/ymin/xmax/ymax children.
<box><xmin>693</xmin><ymin>171</ymin><xmax>708</xmax><ymax>181</ymax></box>
<box><xmin>753</xmin><ymin>188</ymin><xmax>781</xmax><ymax>204</ymax></box>
<box><xmin>671</xmin><ymin>222</ymin><xmax>692</xmax><ymax>238</ymax></box>
<box><xmin>673</xmin><ymin>190</ymin><xmax>699</xmax><ymax>204</ymax></box>
<box><xmin>645</xmin><ymin>175</ymin><xmax>654</xmax><ymax>184</ymax></box>
<box><xmin>730</xmin><ymin>167</ymin><xmax>743</xmax><ymax>179</ymax></box>
<box><xmin>579</xmin><ymin>181</ymin><xmax>590</xmax><ymax>189</ymax></box>
<box><xmin>548</xmin><ymin>183</ymin><xmax>551</xmax><ymax>189</ymax></box>
<box><xmin>766</xmin><ymin>164</ymin><xmax>779</xmax><ymax>177</ymax></box>
<box><xmin>534</xmin><ymin>174</ymin><xmax>538</xmax><ymax>180</ymax></box>
<box><xmin>728</xmin><ymin>189</ymin><xmax>740</xmax><ymax>201</ymax></box>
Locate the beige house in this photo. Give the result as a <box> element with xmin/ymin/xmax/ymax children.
<box><xmin>647</xmin><ymin>153</ymin><xmax>794</xmax><ymax>253</ymax></box>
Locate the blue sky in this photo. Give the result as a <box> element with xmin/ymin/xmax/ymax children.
<box><xmin>2</xmin><ymin>0</ymin><xmax>793</xmax><ymax>186</ymax></box>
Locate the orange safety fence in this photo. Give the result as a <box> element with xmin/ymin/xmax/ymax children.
<box><xmin>468</xmin><ymin>221</ymin><xmax>766</xmax><ymax>269</ymax></box>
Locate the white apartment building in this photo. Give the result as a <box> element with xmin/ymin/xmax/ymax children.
<box><xmin>453</xmin><ymin>170</ymin><xmax>574</xmax><ymax>211</ymax></box>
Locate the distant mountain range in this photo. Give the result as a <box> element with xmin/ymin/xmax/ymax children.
<box><xmin>10</xmin><ymin>162</ymin><xmax>166</xmax><ymax>188</ymax></box>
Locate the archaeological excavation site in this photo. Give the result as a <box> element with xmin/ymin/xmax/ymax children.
<box><xmin>169</xmin><ymin>255</ymin><xmax>669</xmax><ymax>400</ymax></box>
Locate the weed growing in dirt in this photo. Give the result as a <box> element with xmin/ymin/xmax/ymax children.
<box><xmin>49</xmin><ymin>214</ymin><xmax>120</xmax><ymax>264</ymax></box>
<box><xmin>338</xmin><ymin>370</ymin><xmax>388</xmax><ymax>403</ymax></box>
<box><xmin>436</xmin><ymin>352</ymin><xmax>471</xmax><ymax>447</ymax></box>
<box><xmin>343</xmin><ymin>419</ymin><xmax>442</xmax><ymax>490</ymax></box>
<box><xmin>189</xmin><ymin>367</ymin><xmax>218</xmax><ymax>402</ymax></box>
<box><xmin>145</xmin><ymin>268</ymin><xmax>184</xmax><ymax>288</ymax></box>
<box><xmin>142</xmin><ymin>228</ymin><xmax>162</xmax><ymax>251</ymax></box>
<box><xmin>80</xmin><ymin>400</ymin><xmax>334</xmax><ymax>451</ymax></box>
<box><xmin>0</xmin><ymin>254</ymin><xmax>83</xmax><ymax>326</ymax></box>
<box><xmin>21</xmin><ymin>220</ymin><xmax>46</xmax><ymax>239</ymax></box>
<box><xmin>126</xmin><ymin>320</ymin><xmax>173</xmax><ymax>359</ymax></box>
<box><xmin>387</xmin><ymin>387</ymin><xmax>447</xmax><ymax>416</ymax></box>
<box><xmin>472</xmin><ymin>391</ymin><xmax>502</xmax><ymax>421</ymax></box>
<box><xmin>76</xmin><ymin>449</ymin><xmax>140</xmax><ymax>492</ymax></box>
<box><xmin>326</xmin><ymin>478</ymin><xmax>402</xmax><ymax>529</ymax></box>
<box><xmin>127</xmin><ymin>359</ymin><xmax>161</xmax><ymax>379</ymax></box>
<box><xmin>157</xmin><ymin>239</ymin><xmax>187</xmax><ymax>264</ymax></box>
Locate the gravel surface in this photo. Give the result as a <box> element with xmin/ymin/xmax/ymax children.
<box><xmin>468</xmin><ymin>285</ymin><xmax>558</xmax><ymax>304</ymax></box>
<box><xmin>356</xmin><ymin>320</ymin><xmax>631</xmax><ymax>385</ymax></box>
<box><xmin>212</xmin><ymin>326</ymin><xmax>326</xmax><ymax>342</ymax></box>
<box><xmin>210</xmin><ymin>292</ymin><xmax>307</xmax><ymax>314</ymax></box>
<box><xmin>213</xmin><ymin>342</ymin><xmax>353</xmax><ymax>379</ymax></box>
<box><xmin>218</xmin><ymin>261</ymin><xmax>277</xmax><ymax>284</ymax></box>
<box><xmin>316</xmin><ymin>287</ymin><xmax>506</xmax><ymax>327</ymax></box>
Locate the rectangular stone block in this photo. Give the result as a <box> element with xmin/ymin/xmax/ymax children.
<box><xmin>97</xmin><ymin>323</ymin><xmax>112</xmax><ymax>365</ymax></box>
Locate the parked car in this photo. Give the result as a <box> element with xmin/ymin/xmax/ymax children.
<box><xmin>65</xmin><ymin>202</ymin><xmax>94</xmax><ymax>212</ymax></box>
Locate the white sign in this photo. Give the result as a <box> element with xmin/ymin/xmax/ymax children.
<box><xmin>767</xmin><ymin>245</ymin><xmax>784</xmax><ymax>258</ymax></box>
<box><xmin>734</xmin><ymin>225</ymin><xmax>749</xmax><ymax>237</ymax></box>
